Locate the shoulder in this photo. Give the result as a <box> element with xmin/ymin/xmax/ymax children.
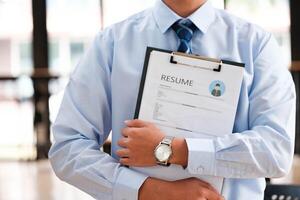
<box><xmin>115</xmin><ymin>8</ymin><xmax>153</xmax><ymax>27</ymax></box>
<box><xmin>100</xmin><ymin>8</ymin><xmax>153</xmax><ymax>39</ymax></box>
<box><xmin>215</xmin><ymin>8</ymin><xmax>271</xmax><ymax>38</ymax></box>
<box><xmin>91</xmin><ymin>8</ymin><xmax>153</xmax><ymax>63</ymax></box>
<box><xmin>214</xmin><ymin>8</ymin><xmax>273</xmax><ymax>57</ymax></box>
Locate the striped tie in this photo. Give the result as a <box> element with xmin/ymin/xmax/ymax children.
<box><xmin>172</xmin><ymin>19</ymin><xmax>197</xmax><ymax>54</ymax></box>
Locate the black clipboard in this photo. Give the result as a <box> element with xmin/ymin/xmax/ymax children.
<box><xmin>134</xmin><ymin>46</ymin><xmax>245</xmax><ymax>119</ymax></box>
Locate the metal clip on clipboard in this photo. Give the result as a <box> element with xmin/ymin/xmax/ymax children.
<box><xmin>169</xmin><ymin>52</ymin><xmax>223</xmax><ymax>72</ymax></box>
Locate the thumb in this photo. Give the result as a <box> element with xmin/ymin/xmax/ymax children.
<box><xmin>124</xmin><ymin>119</ymin><xmax>147</xmax><ymax>128</ymax></box>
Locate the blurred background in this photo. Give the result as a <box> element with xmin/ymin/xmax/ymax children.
<box><xmin>0</xmin><ymin>0</ymin><xmax>299</xmax><ymax>199</ymax></box>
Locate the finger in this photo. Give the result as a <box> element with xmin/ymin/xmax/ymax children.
<box><xmin>121</xmin><ymin>127</ymin><xmax>130</xmax><ymax>137</ymax></box>
<box><xmin>120</xmin><ymin>158</ymin><xmax>131</xmax><ymax>166</ymax></box>
<box><xmin>122</xmin><ymin>127</ymin><xmax>142</xmax><ymax>137</ymax></box>
<box><xmin>117</xmin><ymin>138</ymin><xmax>129</xmax><ymax>148</ymax></box>
<box><xmin>124</xmin><ymin>119</ymin><xmax>148</xmax><ymax>128</ymax></box>
<box><xmin>116</xmin><ymin>148</ymin><xmax>130</xmax><ymax>158</ymax></box>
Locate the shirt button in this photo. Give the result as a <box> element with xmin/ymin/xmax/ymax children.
<box><xmin>197</xmin><ymin>166</ymin><xmax>204</xmax><ymax>174</ymax></box>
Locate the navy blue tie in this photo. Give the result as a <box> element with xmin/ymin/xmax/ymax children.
<box><xmin>172</xmin><ymin>19</ymin><xmax>197</xmax><ymax>54</ymax></box>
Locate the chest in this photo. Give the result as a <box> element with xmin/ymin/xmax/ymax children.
<box><xmin>110</xmin><ymin>31</ymin><xmax>254</xmax><ymax>132</ymax></box>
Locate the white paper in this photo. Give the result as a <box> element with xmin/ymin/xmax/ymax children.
<box><xmin>133</xmin><ymin>50</ymin><xmax>244</xmax><ymax>192</ymax></box>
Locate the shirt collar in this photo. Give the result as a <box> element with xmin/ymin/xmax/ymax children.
<box><xmin>152</xmin><ymin>0</ymin><xmax>216</xmax><ymax>34</ymax></box>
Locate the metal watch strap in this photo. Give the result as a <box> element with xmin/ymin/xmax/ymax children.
<box><xmin>161</xmin><ymin>136</ymin><xmax>174</xmax><ymax>146</ymax></box>
<box><xmin>157</xmin><ymin>136</ymin><xmax>174</xmax><ymax>166</ymax></box>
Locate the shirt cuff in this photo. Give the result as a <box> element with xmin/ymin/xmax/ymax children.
<box><xmin>185</xmin><ymin>138</ymin><xmax>216</xmax><ymax>176</ymax></box>
<box><xmin>113</xmin><ymin>167</ymin><xmax>148</xmax><ymax>200</ymax></box>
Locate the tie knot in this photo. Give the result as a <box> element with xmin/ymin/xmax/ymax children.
<box><xmin>172</xmin><ymin>19</ymin><xmax>197</xmax><ymax>53</ymax></box>
<box><xmin>172</xmin><ymin>19</ymin><xmax>197</xmax><ymax>42</ymax></box>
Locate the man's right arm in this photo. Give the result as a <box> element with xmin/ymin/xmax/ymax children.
<box><xmin>48</xmin><ymin>30</ymin><xmax>148</xmax><ymax>200</ymax></box>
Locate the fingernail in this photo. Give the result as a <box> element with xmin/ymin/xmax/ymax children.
<box><xmin>124</xmin><ymin>120</ymin><xmax>130</xmax><ymax>124</ymax></box>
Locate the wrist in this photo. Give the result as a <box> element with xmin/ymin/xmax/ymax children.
<box><xmin>169</xmin><ymin>138</ymin><xmax>188</xmax><ymax>167</ymax></box>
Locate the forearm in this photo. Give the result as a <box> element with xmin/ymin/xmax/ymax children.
<box><xmin>176</xmin><ymin>127</ymin><xmax>294</xmax><ymax>179</ymax></box>
<box><xmin>168</xmin><ymin>126</ymin><xmax>294</xmax><ymax>179</ymax></box>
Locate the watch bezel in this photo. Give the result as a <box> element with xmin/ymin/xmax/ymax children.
<box><xmin>154</xmin><ymin>137</ymin><xmax>174</xmax><ymax>166</ymax></box>
<box><xmin>154</xmin><ymin>143</ymin><xmax>172</xmax><ymax>162</ymax></box>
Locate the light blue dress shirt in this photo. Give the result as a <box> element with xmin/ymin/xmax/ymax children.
<box><xmin>49</xmin><ymin>1</ymin><xmax>296</xmax><ymax>200</ymax></box>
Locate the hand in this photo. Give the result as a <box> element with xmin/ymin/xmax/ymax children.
<box><xmin>116</xmin><ymin>120</ymin><xmax>165</xmax><ymax>167</ymax></box>
<box><xmin>139</xmin><ymin>177</ymin><xmax>224</xmax><ymax>200</ymax></box>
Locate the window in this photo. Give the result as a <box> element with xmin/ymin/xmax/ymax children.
<box><xmin>19</xmin><ymin>42</ymin><xmax>33</xmax><ymax>73</ymax></box>
<box><xmin>47</xmin><ymin>0</ymin><xmax>101</xmax><ymax>76</ymax></box>
<box><xmin>70</xmin><ymin>42</ymin><xmax>85</xmax><ymax>68</ymax></box>
<box><xmin>0</xmin><ymin>0</ymin><xmax>33</xmax><ymax>75</ymax></box>
<box><xmin>0</xmin><ymin>0</ymin><xmax>35</xmax><ymax>160</ymax></box>
<box><xmin>49</xmin><ymin>40</ymin><xmax>60</xmax><ymax>70</ymax></box>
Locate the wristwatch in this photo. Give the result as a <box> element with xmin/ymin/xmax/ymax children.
<box><xmin>154</xmin><ymin>136</ymin><xmax>174</xmax><ymax>166</ymax></box>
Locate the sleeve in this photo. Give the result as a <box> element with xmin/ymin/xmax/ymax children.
<box><xmin>48</xmin><ymin>30</ymin><xmax>148</xmax><ymax>200</ymax></box>
<box><xmin>185</xmin><ymin>34</ymin><xmax>296</xmax><ymax>179</ymax></box>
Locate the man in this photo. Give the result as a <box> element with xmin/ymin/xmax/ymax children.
<box><xmin>211</xmin><ymin>83</ymin><xmax>222</xmax><ymax>97</ymax></box>
<box><xmin>49</xmin><ymin>0</ymin><xmax>296</xmax><ymax>200</ymax></box>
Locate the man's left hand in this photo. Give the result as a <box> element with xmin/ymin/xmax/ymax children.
<box><xmin>116</xmin><ymin>119</ymin><xmax>165</xmax><ymax>167</ymax></box>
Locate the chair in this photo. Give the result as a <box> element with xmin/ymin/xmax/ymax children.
<box><xmin>264</xmin><ymin>184</ymin><xmax>300</xmax><ymax>200</ymax></box>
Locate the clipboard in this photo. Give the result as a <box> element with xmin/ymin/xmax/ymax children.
<box><xmin>135</xmin><ymin>47</ymin><xmax>244</xmax><ymax>120</ymax></box>
<box><xmin>132</xmin><ymin>47</ymin><xmax>245</xmax><ymax>193</ymax></box>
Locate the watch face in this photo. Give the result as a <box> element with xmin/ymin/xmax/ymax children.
<box><xmin>155</xmin><ymin>144</ymin><xmax>172</xmax><ymax>162</ymax></box>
